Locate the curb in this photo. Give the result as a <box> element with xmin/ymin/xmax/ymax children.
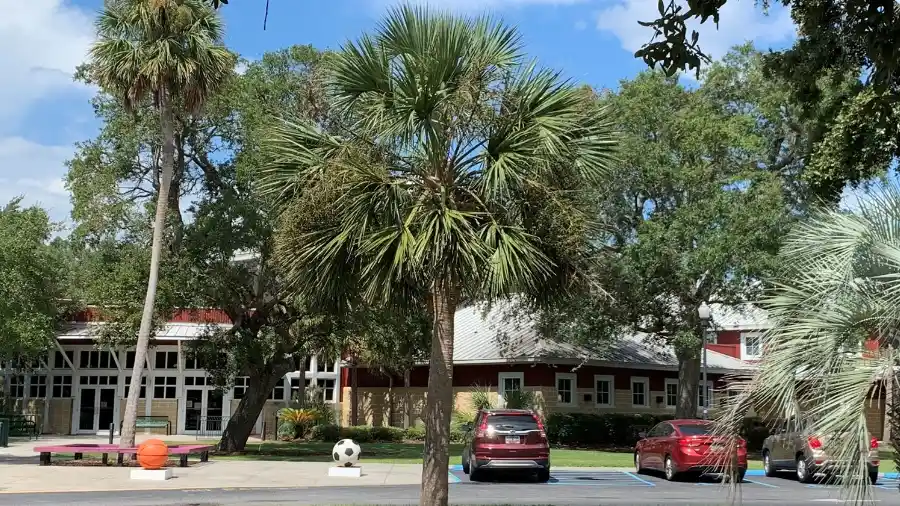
<box><xmin>742</xmin><ymin>470</ymin><xmax>897</xmax><ymax>478</ymax></box>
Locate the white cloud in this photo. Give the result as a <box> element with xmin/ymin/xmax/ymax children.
<box><xmin>0</xmin><ymin>137</ymin><xmax>73</xmax><ymax>224</ymax></box>
<box><xmin>0</xmin><ymin>0</ymin><xmax>95</xmax><ymax>132</ymax></box>
<box><xmin>595</xmin><ymin>0</ymin><xmax>795</xmax><ymax>62</ymax></box>
<box><xmin>373</xmin><ymin>0</ymin><xmax>588</xmax><ymax>12</ymax></box>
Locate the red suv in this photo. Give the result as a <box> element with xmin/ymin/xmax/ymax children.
<box><xmin>461</xmin><ymin>409</ymin><xmax>550</xmax><ymax>482</ymax></box>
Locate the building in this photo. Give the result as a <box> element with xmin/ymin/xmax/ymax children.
<box><xmin>1</xmin><ymin>302</ymin><xmax>886</xmax><ymax>439</ymax></box>
<box><xmin>340</xmin><ymin>303</ymin><xmax>887</xmax><ymax>440</ymax></box>
<box><xmin>0</xmin><ymin>308</ymin><xmax>341</xmax><ymax>438</ymax></box>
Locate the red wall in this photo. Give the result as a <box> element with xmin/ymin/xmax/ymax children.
<box><xmin>710</xmin><ymin>330</ymin><xmax>742</xmax><ymax>359</ymax></box>
<box><xmin>69</xmin><ymin>307</ymin><xmax>232</xmax><ymax>324</ymax></box>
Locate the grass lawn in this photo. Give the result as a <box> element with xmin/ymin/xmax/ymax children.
<box><xmin>192</xmin><ymin>441</ymin><xmax>900</xmax><ymax>473</ymax></box>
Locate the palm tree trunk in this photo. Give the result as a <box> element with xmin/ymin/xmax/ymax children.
<box><xmin>420</xmin><ymin>279</ymin><xmax>457</xmax><ymax>506</ymax></box>
<box><xmin>350</xmin><ymin>361</ymin><xmax>359</xmax><ymax>426</ymax></box>
<box><xmin>120</xmin><ymin>88</ymin><xmax>175</xmax><ymax>449</ymax></box>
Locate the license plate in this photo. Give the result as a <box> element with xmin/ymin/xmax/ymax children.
<box><xmin>505</xmin><ymin>436</ymin><xmax>520</xmax><ymax>444</ymax></box>
<box><xmin>709</xmin><ymin>444</ymin><xmax>724</xmax><ymax>452</ymax></box>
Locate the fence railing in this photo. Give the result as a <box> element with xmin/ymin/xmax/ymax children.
<box><xmin>196</xmin><ymin>416</ymin><xmax>229</xmax><ymax>439</ymax></box>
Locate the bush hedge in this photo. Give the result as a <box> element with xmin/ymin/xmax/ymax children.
<box><xmin>546</xmin><ymin>413</ymin><xmax>672</xmax><ymax>448</ymax></box>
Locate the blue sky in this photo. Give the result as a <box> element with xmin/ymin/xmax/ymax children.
<box><xmin>0</xmin><ymin>0</ymin><xmax>798</xmax><ymax>226</ymax></box>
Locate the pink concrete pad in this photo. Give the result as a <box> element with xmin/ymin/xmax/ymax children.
<box><xmin>34</xmin><ymin>444</ymin><xmax>212</xmax><ymax>455</ymax></box>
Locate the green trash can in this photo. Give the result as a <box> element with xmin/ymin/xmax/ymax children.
<box><xmin>0</xmin><ymin>420</ymin><xmax>8</xmax><ymax>448</ymax></box>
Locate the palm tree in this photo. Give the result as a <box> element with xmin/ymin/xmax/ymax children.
<box><xmin>259</xmin><ymin>6</ymin><xmax>617</xmax><ymax>505</ymax></box>
<box><xmin>89</xmin><ymin>0</ymin><xmax>234</xmax><ymax>448</ymax></box>
<box><xmin>711</xmin><ymin>182</ymin><xmax>900</xmax><ymax>502</ymax></box>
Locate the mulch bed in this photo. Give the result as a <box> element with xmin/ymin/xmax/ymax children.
<box><xmin>52</xmin><ymin>457</ymin><xmax>189</xmax><ymax>467</ymax></box>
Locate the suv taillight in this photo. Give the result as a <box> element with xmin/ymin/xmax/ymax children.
<box><xmin>808</xmin><ymin>436</ymin><xmax>822</xmax><ymax>449</ymax></box>
<box><xmin>738</xmin><ymin>438</ymin><xmax>747</xmax><ymax>449</ymax></box>
<box><xmin>474</xmin><ymin>417</ymin><xmax>488</xmax><ymax>439</ymax></box>
<box><xmin>871</xmin><ymin>437</ymin><xmax>879</xmax><ymax>449</ymax></box>
<box><xmin>533</xmin><ymin>415</ymin><xmax>547</xmax><ymax>439</ymax></box>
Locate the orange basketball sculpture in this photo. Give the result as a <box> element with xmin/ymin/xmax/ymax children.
<box><xmin>137</xmin><ymin>439</ymin><xmax>169</xmax><ymax>470</ymax></box>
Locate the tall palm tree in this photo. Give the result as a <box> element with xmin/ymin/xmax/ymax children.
<box><xmin>89</xmin><ymin>0</ymin><xmax>234</xmax><ymax>448</ymax></box>
<box><xmin>260</xmin><ymin>6</ymin><xmax>617</xmax><ymax>505</ymax></box>
<box><xmin>711</xmin><ymin>182</ymin><xmax>900</xmax><ymax>502</ymax></box>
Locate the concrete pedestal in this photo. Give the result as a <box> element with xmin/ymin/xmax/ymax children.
<box><xmin>328</xmin><ymin>465</ymin><xmax>362</xmax><ymax>477</ymax></box>
<box><xmin>130</xmin><ymin>468</ymin><xmax>174</xmax><ymax>481</ymax></box>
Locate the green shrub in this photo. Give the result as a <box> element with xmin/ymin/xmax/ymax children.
<box><xmin>504</xmin><ymin>390</ymin><xmax>536</xmax><ymax>409</ymax></box>
<box><xmin>277</xmin><ymin>421</ymin><xmax>297</xmax><ymax>441</ymax></box>
<box><xmin>310</xmin><ymin>424</ymin><xmax>341</xmax><ymax>442</ymax></box>
<box><xmin>740</xmin><ymin>418</ymin><xmax>772</xmax><ymax>453</ymax></box>
<box><xmin>470</xmin><ymin>385</ymin><xmax>495</xmax><ymax>411</ymax></box>
<box><xmin>545</xmin><ymin>413</ymin><xmax>673</xmax><ymax>448</ymax></box>
<box><xmin>405</xmin><ymin>425</ymin><xmax>426</xmax><ymax>441</ymax></box>
<box><xmin>370</xmin><ymin>425</ymin><xmax>406</xmax><ymax>443</ymax></box>
<box><xmin>340</xmin><ymin>426</ymin><xmax>374</xmax><ymax>443</ymax></box>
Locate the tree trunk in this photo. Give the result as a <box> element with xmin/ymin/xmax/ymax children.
<box><xmin>403</xmin><ymin>370</ymin><xmax>411</xmax><ymax>429</ymax></box>
<box><xmin>296</xmin><ymin>356</ymin><xmax>306</xmax><ymax>405</ymax></box>
<box><xmin>676</xmin><ymin>348</ymin><xmax>701</xmax><ymax>419</ymax></box>
<box><xmin>350</xmin><ymin>361</ymin><xmax>359</xmax><ymax>426</ymax></box>
<box><xmin>420</xmin><ymin>279</ymin><xmax>457</xmax><ymax>506</ymax></box>
<box><xmin>388</xmin><ymin>374</ymin><xmax>395</xmax><ymax>427</ymax></box>
<box><xmin>218</xmin><ymin>366</ymin><xmax>286</xmax><ymax>452</ymax></box>
<box><xmin>120</xmin><ymin>88</ymin><xmax>175</xmax><ymax>449</ymax></box>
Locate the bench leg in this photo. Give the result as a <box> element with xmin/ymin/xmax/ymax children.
<box><xmin>40</xmin><ymin>452</ymin><xmax>51</xmax><ymax>466</ymax></box>
<box><xmin>200</xmin><ymin>451</ymin><xmax>208</xmax><ymax>463</ymax></box>
<box><xmin>74</xmin><ymin>453</ymin><xmax>83</xmax><ymax>461</ymax></box>
<box><xmin>102</xmin><ymin>453</ymin><xmax>108</xmax><ymax>465</ymax></box>
<box><xmin>180</xmin><ymin>454</ymin><xmax>188</xmax><ymax>468</ymax></box>
<box><xmin>117</xmin><ymin>453</ymin><xmax>124</xmax><ymax>466</ymax></box>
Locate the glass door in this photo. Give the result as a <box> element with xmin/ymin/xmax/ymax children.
<box><xmin>78</xmin><ymin>388</ymin><xmax>96</xmax><ymax>431</ymax></box>
<box><xmin>185</xmin><ymin>389</ymin><xmax>203</xmax><ymax>432</ymax></box>
<box><xmin>98</xmin><ymin>388</ymin><xmax>116</xmax><ymax>432</ymax></box>
<box><xmin>205</xmin><ymin>390</ymin><xmax>224</xmax><ymax>433</ymax></box>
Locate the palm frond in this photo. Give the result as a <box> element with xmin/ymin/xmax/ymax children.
<box><xmin>709</xmin><ymin>182</ymin><xmax>900</xmax><ymax>502</ymax></box>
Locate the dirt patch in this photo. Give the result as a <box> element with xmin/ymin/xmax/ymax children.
<box><xmin>52</xmin><ymin>457</ymin><xmax>188</xmax><ymax>467</ymax></box>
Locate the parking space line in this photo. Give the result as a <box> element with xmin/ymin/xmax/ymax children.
<box><xmin>448</xmin><ymin>472</ymin><xmax>461</xmax><ymax>483</ymax></box>
<box><xmin>623</xmin><ymin>471</ymin><xmax>656</xmax><ymax>487</ymax></box>
<box><xmin>744</xmin><ymin>479</ymin><xmax>779</xmax><ymax>488</ymax></box>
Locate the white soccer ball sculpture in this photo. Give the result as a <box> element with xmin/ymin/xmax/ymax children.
<box><xmin>332</xmin><ymin>439</ymin><xmax>361</xmax><ymax>467</ymax></box>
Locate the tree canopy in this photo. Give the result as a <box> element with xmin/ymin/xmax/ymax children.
<box><xmin>0</xmin><ymin>200</ymin><xmax>65</xmax><ymax>362</ymax></box>
<box><xmin>536</xmin><ymin>46</ymin><xmax>797</xmax><ymax>418</ymax></box>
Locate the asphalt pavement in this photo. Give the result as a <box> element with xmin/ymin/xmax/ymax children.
<box><xmin>3</xmin><ymin>469</ymin><xmax>900</xmax><ymax>505</ymax></box>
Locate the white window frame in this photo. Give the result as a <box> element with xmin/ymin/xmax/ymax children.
<box><xmin>594</xmin><ymin>374</ymin><xmax>614</xmax><ymax>408</ymax></box>
<box><xmin>630</xmin><ymin>376</ymin><xmax>650</xmax><ymax>408</ymax></box>
<box><xmin>497</xmin><ymin>372</ymin><xmax>525</xmax><ymax>407</ymax></box>
<box><xmin>554</xmin><ymin>373</ymin><xmax>577</xmax><ymax>406</ymax></box>
<box><xmin>698</xmin><ymin>380</ymin><xmax>714</xmax><ymax>409</ymax></box>
<box><xmin>664</xmin><ymin>378</ymin><xmax>679</xmax><ymax>409</ymax></box>
<box><xmin>741</xmin><ymin>332</ymin><xmax>762</xmax><ymax>359</ymax></box>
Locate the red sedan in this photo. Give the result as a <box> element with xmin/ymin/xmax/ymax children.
<box><xmin>634</xmin><ymin>419</ymin><xmax>747</xmax><ymax>482</ymax></box>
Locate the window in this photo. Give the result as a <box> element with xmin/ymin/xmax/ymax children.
<box><xmin>184</xmin><ymin>355</ymin><xmax>202</xmax><ymax>370</ymax></box>
<box><xmin>124</xmin><ymin>376</ymin><xmax>147</xmax><ymax>398</ymax></box>
<box><xmin>319</xmin><ymin>358</ymin><xmax>335</xmax><ymax>373</ymax></box>
<box><xmin>9</xmin><ymin>375</ymin><xmax>24</xmax><ymax>398</ymax></box>
<box><xmin>29</xmin><ymin>375</ymin><xmax>47</xmax><ymax>397</ymax></box>
<box><xmin>742</xmin><ymin>332</ymin><xmax>762</xmax><ymax>358</ymax></box>
<box><xmin>155</xmin><ymin>351</ymin><xmax>178</xmax><ymax>369</ymax></box>
<box><xmin>555</xmin><ymin>373</ymin><xmax>576</xmax><ymax>406</ymax></box>
<box><xmin>153</xmin><ymin>376</ymin><xmax>177</xmax><ymax>398</ymax></box>
<box><xmin>52</xmin><ymin>376</ymin><xmax>73</xmax><ymax>398</ymax></box>
<box><xmin>498</xmin><ymin>372</ymin><xmax>524</xmax><ymax>407</ymax></box>
<box><xmin>80</xmin><ymin>350</ymin><xmax>114</xmax><ymax>369</ymax></box>
<box><xmin>233</xmin><ymin>376</ymin><xmax>249</xmax><ymax>399</ymax></box>
<box><xmin>289</xmin><ymin>377</ymin><xmax>312</xmax><ymax>401</ymax></box>
<box><xmin>269</xmin><ymin>377</ymin><xmax>286</xmax><ymax>400</ymax></box>
<box><xmin>631</xmin><ymin>377</ymin><xmax>649</xmax><ymax>407</ymax></box>
<box><xmin>648</xmin><ymin>422</ymin><xmax>674</xmax><ymax>437</ymax></box>
<box><xmin>125</xmin><ymin>351</ymin><xmax>135</xmax><ymax>369</ymax></box>
<box><xmin>698</xmin><ymin>381</ymin><xmax>713</xmax><ymax>409</ymax></box>
<box><xmin>665</xmin><ymin>379</ymin><xmax>678</xmax><ymax>408</ymax></box>
<box><xmin>594</xmin><ymin>375</ymin><xmax>613</xmax><ymax>407</ymax></box>
<box><xmin>316</xmin><ymin>378</ymin><xmax>335</xmax><ymax>402</ymax></box>
<box><xmin>184</xmin><ymin>376</ymin><xmax>208</xmax><ymax>386</ymax></box>
<box><xmin>54</xmin><ymin>351</ymin><xmax>74</xmax><ymax>369</ymax></box>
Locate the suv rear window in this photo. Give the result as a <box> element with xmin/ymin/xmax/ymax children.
<box><xmin>487</xmin><ymin>415</ymin><xmax>539</xmax><ymax>431</ymax></box>
<box><xmin>677</xmin><ymin>424</ymin><xmax>713</xmax><ymax>436</ymax></box>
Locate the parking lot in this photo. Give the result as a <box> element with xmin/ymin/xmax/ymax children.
<box><xmin>446</xmin><ymin>466</ymin><xmax>900</xmax><ymax>503</ymax></box>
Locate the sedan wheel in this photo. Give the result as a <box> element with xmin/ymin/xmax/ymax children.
<box><xmin>665</xmin><ymin>456</ymin><xmax>679</xmax><ymax>481</ymax></box>
<box><xmin>763</xmin><ymin>452</ymin><xmax>777</xmax><ymax>477</ymax></box>
<box><xmin>796</xmin><ymin>455</ymin><xmax>813</xmax><ymax>483</ymax></box>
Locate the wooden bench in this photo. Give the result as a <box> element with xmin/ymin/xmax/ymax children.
<box><xmin>34</xmin><ymin>443</ymin><xmax>212</xmax><ymax>467</ymax></box>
